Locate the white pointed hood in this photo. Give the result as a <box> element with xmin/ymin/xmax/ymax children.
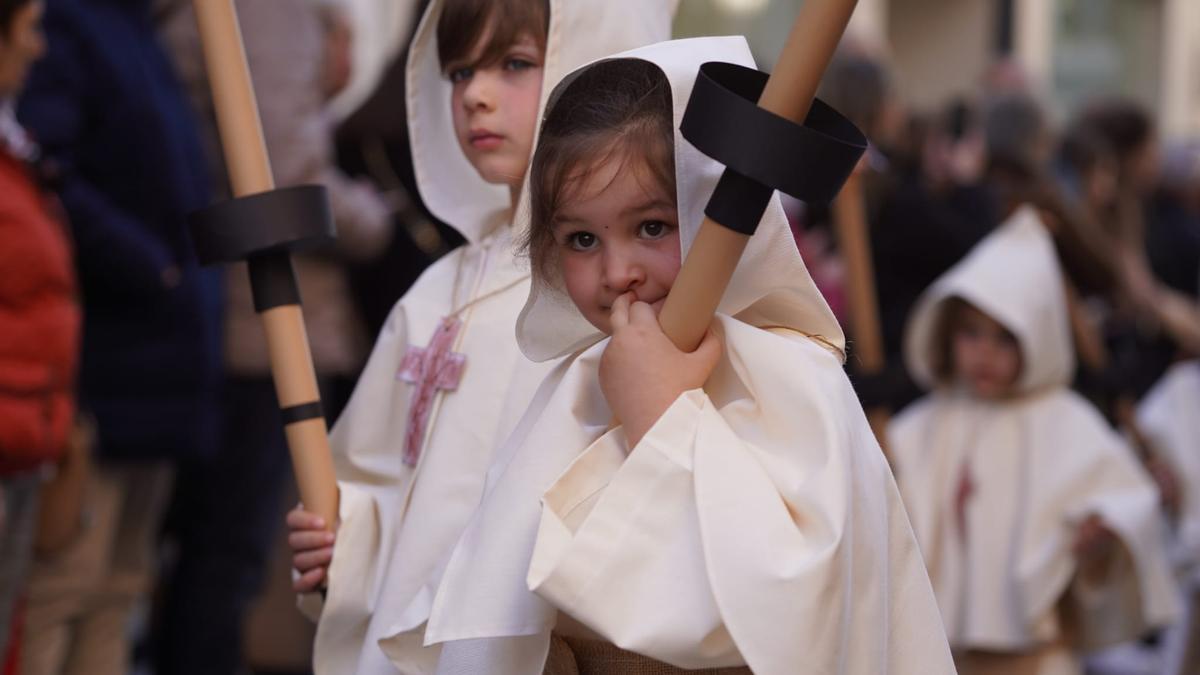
<box><xmin>514</xmin><ymin>35</ymin><xmax>846</xmax><ymax>362</ymax></box>
<box><xmin>406</xmin><ymin>0</ymin><xmax>679</xmax><ymax>244</ymax></box>
<box><xmin>905</xmin><ymin>205</ymin><xmax>1074</xmax><ymax>395</ymax></box>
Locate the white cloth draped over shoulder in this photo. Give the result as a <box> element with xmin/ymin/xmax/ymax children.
<box><xmin>1139</xmin><ymin>360</ymin><xmax>1200</xmax><ymax>575</ymax></box>
<box><xmin>416</xmin><ymin>36</ymin><xmax>957</xmax><ymax>675</ymax></box>
<box><xmin>305</xmin><ymin>2</ymin><xmax>678</xmax><ymax>673</ymax></box>
<box><xmin>889</xmin><ymin>206</ymin><xmax>1180</xmax><ymax>669</ymax></box>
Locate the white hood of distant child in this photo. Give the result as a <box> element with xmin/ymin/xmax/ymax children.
<box><xmin>890</xmin><ymin>206</ymin><xmax>1179</xmax><ymax>654</ymax></box>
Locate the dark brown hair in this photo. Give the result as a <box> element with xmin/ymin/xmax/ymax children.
<box><xmin>525</xmin><ymin>58</ymin><xmax>676</xmax><ymax>278</ymax></box>
<box><xmin>929</xmin><ymin>297</ymin><xmax>970</xmax><ymax>384</ymax></box>
<box><xmin>436</xmin><ymin>0</ymin><xmax>549</xmax><ymax>72</ymax></box>
<box><xmin>1078</xmin><ymin>98</ymin><xmax>1154</xmax><ymax>171</ymax></box>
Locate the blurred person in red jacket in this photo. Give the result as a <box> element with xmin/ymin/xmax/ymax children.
<box><xmin>0</xmin><ymin>0</ymin><xmax>82</xmax><ymax>670</ymax></box>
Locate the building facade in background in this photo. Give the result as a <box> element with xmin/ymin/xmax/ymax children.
<box><xmin>675</xmin><ymin>0</ymin><xmax>1200</xmax><ymax>138</ymax></box>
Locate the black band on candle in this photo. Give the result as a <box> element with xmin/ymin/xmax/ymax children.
<box><xmin>680</xmin><ymin>61</ymin><xmax>867</xmax><ymax>236</ymax></box>
<box><xmin>188</xmin><ymin>184</ymin><xmax>335</xmax><ymax>265</ymax></box>
<box><xmin>248</xmin><ymin>250</ymin><xmax>301</xmax><ymax>312</ymax></box>
<box><xmin>280</xmin><ymin>401</ymin><xmax>325</xmax><ymax>425</ymax></box>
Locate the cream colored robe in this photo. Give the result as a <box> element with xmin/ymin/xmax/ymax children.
<box><xmin>889</xmin><ymin>206</ymin><xmax>1180</xmax><ymax>675</ymax></box>
<box><xmin>304</xmin><ymin>2</ymin><xmax>678</xmax><ymax>673</ymax></box>
<box><xmin>1140</xmin><ymin>360</ymin><xmax>1200</xmax><ymax>574</ymax></box>
<box><xmin>1139</xmin><ymin>360</ymin><xmax>1200</xmax><ymax>675</ymax></box>
<box><xmin>415</xmin><ymin>37</ymin><xmax>957</xmax><ymax>675</ymax></box>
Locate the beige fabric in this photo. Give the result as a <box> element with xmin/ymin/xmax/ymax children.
<box><xmin>21</xmin><ymin>462</ymin><xmax>172</xmax><ymax>675</ymax></box>
<box><xmin>889</xmin><ymin>208</ymin><xmax>1179</xmax><ymax>664</ymax></box>
<box><xmin>1139</xmin><ymin>360</ymin><xmax>1200</xmax><ymax>572</ymax></box>
<box><xmin>421</xmin><ymin>38</ymin><xmax>954</xmax><ymax>675</ymax></box>
<box><xmin>954</xmin><ymin>635</ymin><xmax>1078</xmax><ymax>675</ymax></box>
<box><xmin>309</xmin><ymin>2</ymin><xmax>676</xmax><ymax>673</ymax></box>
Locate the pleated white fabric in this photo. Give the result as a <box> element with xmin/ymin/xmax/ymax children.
<box><xmin>419</xmin><ymin>37</ymin><xmax>957</xmax><ymax>675</ymax></box>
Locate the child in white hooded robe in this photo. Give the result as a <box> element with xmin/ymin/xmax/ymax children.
<box><xmin>1138</xmin><ymin>355</ymin><xmax>1200</xmax><ymax>673</ymax></box>
<box><xmin>408</xmin><ymin>37</ymin><xmax>958</xmax><ymax>675</ymax></box>
<box><xmin>889</xmin><ymin>205</ymin><xmax>1180</xmax><ymax>675</ymax></box>
<box><xmin>284</xmin><ymin>1</ymin><xmax>677</xmax><ymax>672</ymax></box>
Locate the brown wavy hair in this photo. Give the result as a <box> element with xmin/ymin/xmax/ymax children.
<box><xmin>436</xmin><ymin>0</ymin><xmax>549</xmax><ymax>72</ymax></box>
<box><xmin>524</xmin><ymin>58</ymin><xmax>676</xmax><ymax>280</ymax></box>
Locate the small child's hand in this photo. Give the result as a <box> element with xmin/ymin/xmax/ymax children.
<box><xmin>600</xmin><ymin>292</ymin><xmax>722</xmax><ymax>448</ymax></box>
<box><xmin>1072</xmin><ymin>513</ymin><xmax>1117</xmax><ymax>583</ymax></box>
<box><xmin>287</xmin><ymin>506</ymin><xmax>336</xmax><ymax>593</ymax></box>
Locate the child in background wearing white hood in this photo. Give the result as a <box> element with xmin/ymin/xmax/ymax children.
<box><xmin>889</xmin><ymin>205</ymin><xmax>1180</xmax><ymax>675</ymax></box>
<box><xmin>1138</xmin><ymin>350</ymin><xmax>1200</xmax><ymax>673</ymax></box>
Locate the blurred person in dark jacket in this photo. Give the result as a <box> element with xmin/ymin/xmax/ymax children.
<box><xmin>14</xmin><ymin>0</ymin><xmax>221</xmax><ymax>672</ymax></box>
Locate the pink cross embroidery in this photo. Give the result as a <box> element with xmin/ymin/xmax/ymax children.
<box><xmin>397</xmin><ymin>316</ymin><xmax>467</xmax><ymax>467</ymax></box>
<box><xmin>954</xmin><ymin>461</ymin><xmax>976</xmax><ymax>543</ymax></box>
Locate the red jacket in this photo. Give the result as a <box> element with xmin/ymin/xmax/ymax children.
<box><xmin>0</xmin><ymin>150</ymin><xmax>80</xmax><ymax>474</ymax></box>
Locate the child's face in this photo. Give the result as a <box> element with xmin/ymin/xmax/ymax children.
<box><xmin>553</xmin><ymin>153</ymin><xmax>680</xmax><ymax>335</ymax></box>
<box><xmin>447</xmin><ymin>32</ymin><xmax>543</xmax><ymax>191</ymax></box>
<box><xmin>950</xmin><ymin>304</ymin><xmax>1022</xmax><ymax>399</ymax></box>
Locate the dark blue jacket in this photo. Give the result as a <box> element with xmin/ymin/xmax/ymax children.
<box><xmin>18</xmin><ymin>0</ymin><xmax>222</xmax><ymax>461</ymax></box>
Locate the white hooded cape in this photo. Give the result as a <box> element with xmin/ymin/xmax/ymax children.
<box><xmin>1139</xmin><ymin>360</ymin><xmax>1200</xmax><ymax>574</ymax></box>
<box><xmin>411</xmin><ymin>37</ymin><xmax>957</xmax><ymax>675</ymax></box>
<box><xmin>306</xmin><ymin>2</ymin><xmax>677</xmax><ymax>672</ymax></box>
<box><xmin>889</xmin><ymin>206</ymin><xmax>1179</xmax><ymax>666</ymax></box>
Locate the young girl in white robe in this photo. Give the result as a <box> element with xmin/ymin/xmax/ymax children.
<box><xmin>284</xmin><ymin>1</ymin><xmax>676</xmax><ymax>672</ymax></box>
<box><xmin>1138</xmin><ymin>357</ymin><xmax>1200</xmax><ymax>673</ymax></box>
<box><xmin>889</xmin><ymin>205</ymin><xmax>1180</xmax><ymax>675</ymax></box>
<box><xmin>409</xmin><ymin>37</ymin><xmax>957</xmax><ymax>675</ymax></box>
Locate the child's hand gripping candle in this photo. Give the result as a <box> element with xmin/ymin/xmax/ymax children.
<box><xmin>418</xmin><ymin>38</ymin><xmax>958</xmax><ymax>675</ymax></box>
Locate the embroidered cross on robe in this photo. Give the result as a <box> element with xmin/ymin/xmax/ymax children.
<box><xmin>397</xmin><ymin>316</ymin><xmax>467</xmax><ymax>466</ymax></box>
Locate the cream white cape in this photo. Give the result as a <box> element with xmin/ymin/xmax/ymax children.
<box><xmin>417</xmin><ymin>36</ymin><xmax>956</xmax><ymax>675</ymax></box>
<box><xmin>1139</xmin><ymin>360</ymin><xmax>1200</xmax><ymax>574</ymax></box>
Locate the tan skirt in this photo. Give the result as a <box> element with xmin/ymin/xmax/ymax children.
<box><xmin>544</xmin><ymin>633</ymin><xmax>752</xmax><ymax>675</ymax></box>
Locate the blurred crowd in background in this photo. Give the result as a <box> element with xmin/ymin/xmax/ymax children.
<box><xmin>0</xmin><ymin>0</ymin><xmax>1196</xmax><ymax>674</ymax></box>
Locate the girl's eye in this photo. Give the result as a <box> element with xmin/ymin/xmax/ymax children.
<box><xmin>448</xmin><ymin>66</ymin><xmax>473</xmax><ymax>83</ymax></box>
<box><xmin>504</xmin><ymin>57</ymin><xmax>537</xmax><ymax>72</ymax></box>
<box><xmin>639</xmin><ymin>220</ymin><xmax>670</xmax><ymax>239</ymax></box>
<box><xmin>567</xmin><ymin>231</ymin><xmax>598</xmax><ymax>251</ymax></box>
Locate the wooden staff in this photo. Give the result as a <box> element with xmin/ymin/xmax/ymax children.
<box><xmin>832</xmin><ymin>169</ymin><xmax>891</xmax><ymax>447</ymax></box>
<box><xmin>191</xmin><ymin>1</ymin><xmax>339</xmax><ymax>529</ymax></box>
<box><xmin>659</xmin><ymin>0</ymin><xmax>860</xmax><ymax>351</ymax></box>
